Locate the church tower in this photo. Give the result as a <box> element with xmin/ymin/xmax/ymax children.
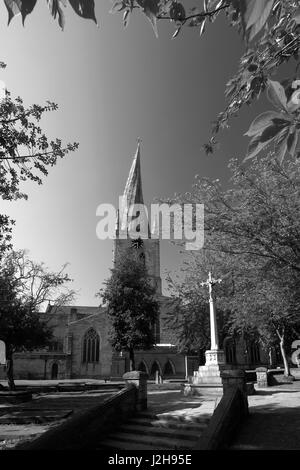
<box><xmin>113</xmin><ymin>143</ymin><xmax>162</xmax><ymax>295</ymax></box>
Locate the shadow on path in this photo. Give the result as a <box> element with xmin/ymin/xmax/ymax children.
<box><xmin>230</xmin><ymin>384</ymin><xmax>300</xmax><ymax>450</ymax></box>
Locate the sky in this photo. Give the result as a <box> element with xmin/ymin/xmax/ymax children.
<box><xmin>0</xmin><ymin>1</ymin><xmax>267</xmax><ymax>306</ymax></box>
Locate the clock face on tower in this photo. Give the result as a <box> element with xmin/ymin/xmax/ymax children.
<box><xmin>131</xmin><ymin>238</ymin><xmax>144</xmax><ymax>250</ymax></box>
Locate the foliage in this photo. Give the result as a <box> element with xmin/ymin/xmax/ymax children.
<box><xmin>165</xmin><ymin>251</ymin><xmax>228</xmax><ymax>355</ymax></box>
<box><xmin>99</xmin><ymin>247</ymin><xmax>159</xmax><ymax>369</ymax></box>
<box><xmin>110</xmin><ymin>1</ymin><xmax>300</xmax><ymax>160</ymax></box>
<box><xmin>245</xmin><ymin>78</ymin><xmax>300</xmax><ymax>162</ymax></box>
<box><xmin>165</xmin><ymin>154</ymin><xmax>300</xmax><ymax>371</ymax></box>
<box><xmin>0</xmin><ymin>92</ymin><xmax>78</xmax><ymax>201</ymax></box>
<box><xmin>2</xmin><ymin>0</ymin><xmax>97</xmax><ymax>29</ymax></box>
<box><xmin>3</xmin><ymin>249</ymin><xmax>76</xmax><ymax>311</ymax></box>
<box><xmin>171</xmin><ymin>155</ymin><xmax>300</xmax><ymax>274</ymax></box>
<box><xmin>0</xmin><ymin>249</ymin><xmax>75</xmax><ymax>388</ymax></box>
<box><xmin>3</xmin><ymin>2</ymin><xmax>300</xmax><ymax>160</ymax></box>
<box><xmin>0</xmin><ymin>81</ymin><xmax>79</xmax><ymax>255</ymax></box>
<box><xmin>0</xmin><ymin>272</ymin><xmax>52</xmax><ymax>354</ymax></box>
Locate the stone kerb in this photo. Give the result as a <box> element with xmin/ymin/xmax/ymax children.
<box><xmin>123</xmin><ymin>370</ymin><xmax>148</xmax><ymax>411</ymax></box>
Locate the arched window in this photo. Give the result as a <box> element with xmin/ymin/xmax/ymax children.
<box><xmin>82</xmin><ymin>328</ymin><xmax>100</xmax><ymax>364</ymax></box>
<box><xmin>249</xmin><ymin>341</ymin><xmax>260</xmax><ymax>364</ymax></box>
<box><xmin>137</xmin><ymin>361</ymin><xmax>148</xmax><ymax>374</ymax></box>
<box><xmin>150</xmin><ymin>361</ymin><xmax>161</xmax><ymax>378</ymax></box>
<box><xmin>51</xmin><ymin>363</ymin><xmax>58</xmax><ymax>380</ymax></box>
<box><xmin>225</xmin><ymin>339</ymin><xmax>237</xmax><ymax>364</ymax></box>
<box><xmin>163</xmin><ymin>360</ymin><xmax>175</xmax><ymax>377</ymax></box>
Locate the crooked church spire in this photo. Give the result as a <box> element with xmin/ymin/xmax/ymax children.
<box><xmin>114</xmin><ymin>142</ymin><xmax>162</xmax><ymax>295</ymax></box>
<box><xmin>119</xmin><ymin>141</ymin><xmax>147</xmax><ymax>234</ymax></box>
<box><xmin>123</xmin><ymin>141</ymin><xmax>144</xmax><ymax>209</ymax></box>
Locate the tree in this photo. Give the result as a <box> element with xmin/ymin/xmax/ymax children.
<box><xmin>0</xmin><ymin>249</ymin><xmax>75</xmax><ymax>389</ymax></box>
<box><xmin>164</xmin><ymin>250</ymin><xmax>229</xmax><ymax>359</ymax></box>
<box><xmin>110</xmin><ymin>1</ymin><xmax>300</xmax><ymax>160</ymax></box>
<box><xmin>0</xmin><ymin>63</ymin><xmax>78</xmax><ymax>255</ymax></box>
<box><xmin>99</xmin><ymin>246</ymin><xmax>159</xmax><ymax>371</ymax></box>
<box><xmin>166</xmin><ymin>154</ymin><xmax>300</xmax><ymax>374</ymax></box>
<box><xmin>226</xmin><ymin>263</ymin><xmax>300</xmax><ymax>376</ymax></box>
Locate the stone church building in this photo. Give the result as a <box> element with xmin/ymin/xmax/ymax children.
<box><xmin>1</xmin><ymin>144</ymin><xmax>273</xmax><ymax>381</ymax></box>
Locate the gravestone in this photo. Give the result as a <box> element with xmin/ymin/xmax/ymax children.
<box><xmin>256</xmin><ymin>367</ymin><xmax>268</xmax><ymax>388</ymax></box>
<box><xmin>291</xmin><ymin>340</ymin><xmax>300</xmax><ymax>367</ymax></box>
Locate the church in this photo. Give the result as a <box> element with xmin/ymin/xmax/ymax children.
<box><xmin>8</xmin><ymin>144</ymin><xmax>199</xmax><ymax>381</ymax></box>
<box><xmin>2</xmin><ymin>144</ymin><xmax>271</xmax><ymax>382</ymax></box>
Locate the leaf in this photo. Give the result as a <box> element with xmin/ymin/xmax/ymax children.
<box><xmin>169</xmin><ymin>2</ymin><xmax>185</xmax><ymax>22</ymax></box>
<box><xmin>274</xmin><ymin>125</ymin><xmax>290</xmax><ymax>163</ymax></box>
<box><xmin>123</xmin><ymin>9</ymin><xmax>130</xmax><ymax>28</ymax></box>
<box><xmin>4</xmin><ymin>0</ymin><xmax>21</xmax><ymax>25</ymax></box>
<box><xmin>110</xmin><ymin>1</ymin><xmax>126</xmax><ymax>14</ymax></box>
<box><xmin>248</xmin><ymin>0</ymin><xmax>274</xmax><ymax>41</ymax></box>
<box><xmin>138</xmin><ymin>0</ymin><xmax>159</xmax><ymax>38</ymax></box>
<box><xmin>276</xmin><ymin>137</ymin><xmax>287</xmax><ymax>163</ymax></box>
<box><xmin>172</xmin><ymin>26</ymin><xmax>181</xmax><ymax>39</ymax></box>
<box><xmin>47</xmin><ymin>0</ymin><xmax>67</xmax><ymax>29</ymax></box>
<box><xmin>266</xmin><ymin>80</ymin><xmax>288</xmax><ymax>112</ymax></box>
<box><xmin>244</xmin><ymin>111</ymin><xmax>285</xmax><ymax>137</ymax></box>
<box><xmin>236</xmin><ymin>0</ymin><xmax>274</xmax><ymax>42</ymax></box>
<box><xmin>287</xmin><ymin>89</ymin><xmax>300</xmax><ymax>113</ymax></box>
<box><xmin>244</xmin><ymin>122</ymin><xmax>288</xmax><ymax>161</ymax></box>
<box><xmin>292</xmin><ymin>8</ymin><xmax>300</xmax><ymax>25</ymax></box>
<box><xmin>68</xmin><ymin>0</ymin><xmax>97</xmax><ymax>24</ymax></box>
<box><xmin>199</xmin><ymin>18</ymin><xmax>206</xmax><ymax>36</ymax></box>
<box><xmin>287</xmin><ymin>131</ymin><xmax>299</xmax><ymax>157</ymax></box>
<box><xmin>20</xmin><ymin>0</ymin><xmax>37</xmax><ymax>24</ymax></box>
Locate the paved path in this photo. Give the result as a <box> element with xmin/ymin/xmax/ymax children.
<box><xmin>148</xmin><ymin>390</ymin><xmax>218</xmax><ymax>422</ymax></box>
<box><xmin>231</xmin><ymin>380</ymin><xmax>300</xmax><ymax>450</ymax></box>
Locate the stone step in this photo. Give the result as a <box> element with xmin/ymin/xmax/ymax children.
<box><xmin>101</xmin><ymin>431</ymin><xmax>195</xmax><ymax>450</ymax></box>
<box><xmin>126</xmin><ymin>416</ymin><xmax>209</xmax><ymax>432</ymax></box>
<box><xmin>98</xmin><ymin>438</ymin><xmax>171</xmax><ymax>451</ymax></box>
<box><xmin>0</xmin><ymin>391</ymin><xmax>32</xmax><ymax>404</ymax></box>
<box><xmin>184</xmin><ymin>383</ymin><xmax>223</xmax><ymax>393</ymax></box>
<box><xmin>136</xmin><ymin>411</ymin><xmax>209</xmax><ymax>424</ymax></box>
<box><xmin>117</xmin><ymin>423</ymin><xmax>202</xmax><ymax>441</ymax></box>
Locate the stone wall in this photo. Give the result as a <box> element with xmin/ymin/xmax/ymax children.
<box><xmin>13</xmin><ymin>353</ymin><xmax>68</xmax><ymax>380</ymax></box>
<box><xmin>19</xmin><ymin>386</ymin><xmax>137</xmax><ymax>450</ymax></box>
<box><xmin>68</xmin><ymin>313</ymin><xmax>112</xmax><ymax>378</ymax></box>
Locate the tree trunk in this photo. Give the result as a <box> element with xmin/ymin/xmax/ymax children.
<box><xmin>6</xmin><ymin>346</ymin><xmax>16</xmax><ymax>391</ymax></box>
<box><xmin>129</xmin><ymin>347</ymin><xmax>135</xmax><ymax>371</ymax></box>
<box><xmin>268</xmin><ymin>348</ymin><xmax>274</xmax><ymax>368</ymax></box>
<box><xmin>278</xmin><ymin>332</ymin><xmax>290</xmax><ymax>377</ymax></box>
